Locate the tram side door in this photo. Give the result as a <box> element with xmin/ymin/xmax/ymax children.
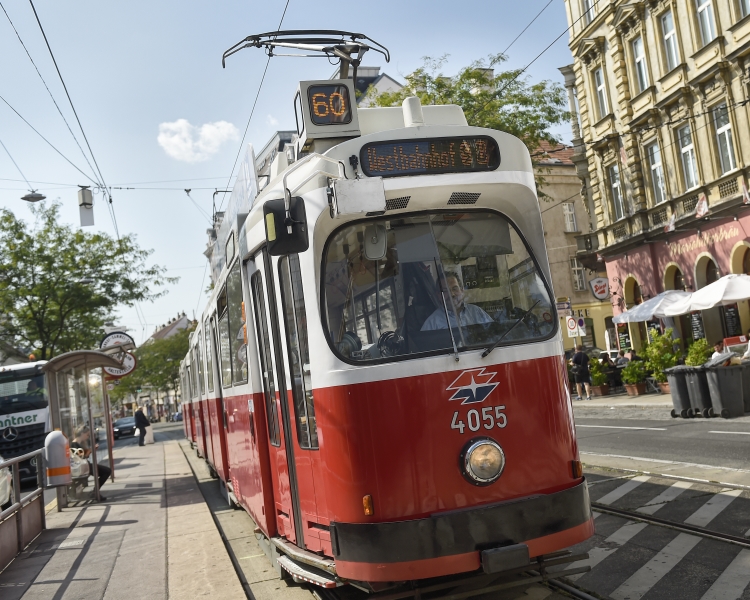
<box><xmin>249</xmin><ymin>248</ymin><xmax>305</xmax><ymax>547</ymax></box>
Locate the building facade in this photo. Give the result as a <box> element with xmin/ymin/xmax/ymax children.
<box><xmin>537</xmin><ymin>143</ymin><xmax>615</xmax><ymax>352</ymax></box>
<box><xmin>562</xmin><ymin>0</ymin><xmax>750</xmax><ymax>349</ymax></box>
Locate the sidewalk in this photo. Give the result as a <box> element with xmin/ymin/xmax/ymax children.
<box><xmin>575</xmin><ymin>390</ymin><xmax>673</xmax><ymax>408</ymax></box>
<box><xmin>0</xmin><ymin>423</ymin><xmax>245</xmax><ymax>600</ymax></box>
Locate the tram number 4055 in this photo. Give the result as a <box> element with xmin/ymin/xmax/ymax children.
<box><xmin>451</xmin><ymin>406</ymin><xmax>507</xmax><ymax>434</ymax></box>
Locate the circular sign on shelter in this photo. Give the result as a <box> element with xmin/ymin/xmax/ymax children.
<box><xmin>103</xmin><ymin>352</ymin><xmax>137</xmax><ymax>379</ymax></box>
<box><xmin>100</xmin><ymin>331</ymin><xmax>136</xmax><ymax>352</ymax></box>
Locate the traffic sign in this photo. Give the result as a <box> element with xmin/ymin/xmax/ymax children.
<box><xmin>566</xmin><ymin>316</ymin><xmax>586</xmax><ymax>338</ymax></box>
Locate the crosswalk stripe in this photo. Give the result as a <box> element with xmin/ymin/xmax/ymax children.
<box><xmin>610</xmin><ymin>532</ymin><xmax>702</xmax><ymax>600</ymax></box>
<box><xmin>700</xmin><ymin>549</ymin><xmax>750</xmax><ymax>600</ymax></box>
<box><xmin>566</xmin><ymin>522</ymin><xmax>648</xmax><ymax>582</ymax></box>
<box><xmin>637</xmin><ymin>481</ymin><xmax>693</xmax><ymax>515</ymax></box>
<box><xmin>595</xmin><ymin>475</ymin><xmax>651</xmax><ymax>506</ymax></box>
<box><xmin>684</xmin><ymin>489</ymin><xmax>743</xmax><ymax>528</ymax></box>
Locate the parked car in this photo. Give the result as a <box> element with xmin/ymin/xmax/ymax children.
<box><xmin>113</xmin><ymin>417</ymin><xmax>136</xmax><ymax>440</ymax></box>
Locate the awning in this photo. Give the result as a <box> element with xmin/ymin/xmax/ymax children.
<box><xmin>41</xmin><ymin>350</ymin><xmax>124</xmax><ymax>373</ymax></box>
<box><xmin>663</xmin><ymin>274</ymin><xmax>750</xmax><ymax>316</ymax></box>
<box><xmin>612</xmin><ymin>290</ymin><xmax>691</xmax><ymax>324</ymax></box>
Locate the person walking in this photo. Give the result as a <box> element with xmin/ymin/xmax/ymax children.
<box><xmin>134</xmin><ymin>407</ymin><xmax>150</xmax><ymax>447</ymax></box>
<box><xmin>571</xmin><ymin>345</ymin><xmax>591</xmax><ymax>401</ymax></box>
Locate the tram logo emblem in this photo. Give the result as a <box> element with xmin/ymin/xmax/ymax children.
<box><xmin>447</xmin><ymin>368</ymin><xmax>499</xmax><ymax>405</ymax></box>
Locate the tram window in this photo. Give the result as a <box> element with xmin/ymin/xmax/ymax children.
<box><xmin>218</xmin><ymin>315</ymin><xmax>232</xmax><ymax>388</ymax></box>
<box><xmin>323</xmin><ymin>211</ymin><xmax>556</xmax><ymax>362</ymax></box>
<box><xmin>279</xmin><ymin>254</ymin><xmax>318</xmax><ymax>450</ymax></box>
<box><xmin>251</xmin><ymin>271</ymin><xmax>281</xmax><ymax>446</ymax></box>
<box><xmin>187</xmin><ymin>364</ymin><xmax>195</xmax><ymax>399</ymax></box>
<box><xmin>227</xmin><ymin>261</ymin><xmax>249</xmax><ymax>384</ymax></box>
<box><xmin>197</xmin><ymin>332</ymin><xmax>205</xmax><ymax>396</ymax></box>
<box><xmin>191</xmin><ymin>348</ymin><xmax>200</xmax><ymax>396</ymax></box>
<box><xmin>204</xmin><ymin>317</ymin><xmax>214</xmax><ymax>392</ymax></box>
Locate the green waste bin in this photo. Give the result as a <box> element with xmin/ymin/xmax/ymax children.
<box><xmin>685</xmin><ymin>367</ymin><xmax>713</xmax><ymax>418</ymax></box>
<box><xmin>665</xmin><ymin>366</ymin><xmax>691</xmax><ymax>418</ymax></box>
<box><xmin>706</xmin><ymin>365</ymin><xmax>745</xmax><ymax>418</ymax></box>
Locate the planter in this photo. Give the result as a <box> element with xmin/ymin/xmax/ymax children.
<box><xmin>658</xmin><ymin>382</ymin><xmax>670</xmax><ymax>394</ymax></box>
<box><xmin>624</xmin><ymin>382</ymin><xmax>648</xmax><ymax>396</ymax></box>
<box><xmin>591</xmin><ymin>384</ymin><xmax>610</xmax><ymax>397</ymax></box>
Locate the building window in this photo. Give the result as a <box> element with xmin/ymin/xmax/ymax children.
<box><xmin>608</xmin><ymin>164</ymin><xmax>625</xmax><ymax>221</ymax></box>
<box><xmin>570</xmin><ymin>257</ymin><xmax>586</xmax><ymax>291</ymax></box>
<box><xmin>678</xmin><ymin>125</ymin><xmax>699</xmax><ymax>190</ymax></box>
<box><xmin>696</xmin><ymin>0</ymin><xmax>717</xmax><ymax>46</ymax></box>
<box><xmin>582</xmin><ymin>0</ymin><xmax>597</xmax><ymax>25</ymax></box>
<box><xmin>594</xmin><ymin>68</ymin><xmax>608</xmax><ymax>119</ymax></box>
<box><xmin>741</xmin><ymin>0</ymin><xmax>750</xmax><ymax>18</ymax></box>
<box><xmin>563</xmin><ymin>203</ymin><xmax>578</xmax><ymax>232</ymax></box>
<box><xmin>632</xmin><ymin>36</ymin><xmax>649</xmax><ymax>93</ymax></box>
<box><xmin>647</xmin><ymin>143</ymin><xmax>667</xmax><ymax>204</ymax></box>
<box><xmin>661</xmin><ymin>10</ymin><xmax>680</xmax><ymax>71</ymax></box>
<box><xmin>713</xmin><ymin>104</ymin><xmax>736</xmax><ymax>174</ymax></box>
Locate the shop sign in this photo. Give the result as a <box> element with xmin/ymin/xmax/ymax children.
<box><xmin>695</xmin><ymin>193</ymin><xmax>709</xmax><ymax>218</ymax></box>
<box><xmin>103</xmin><ymin>352</ymin><xmax>137</xmax><ymax>379</ymax></box>
<box><xmin>690</xmin><ymin>312</ymin><xmax>705</xmax><ymax>341</ymax></box>
<box><xmin>667</xmin><ymin>225</ymin><xmax>741</xmax><ymax>258</ymax></box>
<box><xmin>617</xmin><ymin>323</ymin><xmax>631</xmax><ymax>350</ymax></box>
<box><xmin>100</xmin><ymin>331</ymin><xmax>136</xmax><ymax>351</ymax></box>
<box><xmin>589</xmin><ymin>277</ymin><xmax>609</xmax><ymax>300</ymax></box>
<box><xmin>723</xmin><ymin>304</ymin><xmax>742</xmax><ymax>337</ymax></box>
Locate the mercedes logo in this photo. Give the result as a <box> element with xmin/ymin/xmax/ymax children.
<box><xmin>2</xmin><ymin>427</ymin><xmax>19</xmax><ymax>442</ymax></box>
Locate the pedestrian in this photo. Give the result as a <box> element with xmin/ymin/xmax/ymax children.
<box><xmin>616</xmin><ymin>350</ymin><xmax>630</xmax><ymax>366</ymax></box>
<box><xmin>71</xmin><ymin>424</ymin><xmax>111</xmax><ymax>501</ymax></box>
<box><xmin>711</xmin><ymin>340</ymin><xmax>724</xmax><ymax>359</ymax></box>
<box><xmin>134</xmin><ymin>407</ymin><xmax>150</xmax><ymax>447</ymax></box>
<box><xmin>600</xmin><ymin>353</ymin><xmax>614</xmax><ymax>367</ymax></box>
<box><xmin>571</xmin><ymin>345</ymin><xmax>591</xmax><ymax>401</ymax></box>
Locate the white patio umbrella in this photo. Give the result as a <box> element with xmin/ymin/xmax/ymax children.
<box><xmin>612</xmin><ymin>290</ymin><xmax>692</xmax><ymax>324</ymax></box>
<box><xmin>662</xmin><ymin>274</ymin><xmax>750</xmax><ymax>315</ymax></box>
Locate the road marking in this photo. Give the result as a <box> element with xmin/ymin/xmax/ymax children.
<box><xmin>577</xmin><ymin>425</ymin><xmax>667</xmax><ymax>431</ymax></box>
<box><xmin>610</xmin><ymin>532</ymin><xmax>702</xmax><ymax>600</ymax></box>
<box><xmin>567</xmin><ymin>521</ymin><xmax>648</xmax><ymax>582</ymax></box>
<box><xmin>700</xmin><ymin>548</ymin><xmax>750</xmax><ymax>600</ymax></box>
<box><xmin>708</xmin><ymin>431</ymin><xmax>750</xmax><ymax>435</ymax></box>
<box><xmin>637</xmin><ymin>481</ymin><xmax>693</xmax><ymax>515</ymax></box>
<box><xmin>581</xmin><ymin>451</ymin><xmax>750</xmax><ymax>475</ymax></box>
<box><xmin>685</xmin><ymin>489</ymin><xmax>743</xmax><ymax>528</ymax></box>
<box><xmin>595</xmin><ymin>475</ymin><xmax>651</xmax><ymax>506</ymax></box>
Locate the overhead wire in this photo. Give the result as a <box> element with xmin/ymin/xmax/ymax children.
<box><xmin>0</xmin><ymin>135</ymin><xmax>32</xmax><ymax>189</ymax></box>
<box><xmin>219</xmin><ymin>0</ymin><xmax>292</xmax><ymax>212</ymax></box>
<box><xmin>0</xmin><ymin>0</ymin><xmax>99</xmax><ymax>182</ymax></box>
<box><xmin>501</xmin><ymin>0</ymin><xmax>556</xmax><ymax>55</ymax></box>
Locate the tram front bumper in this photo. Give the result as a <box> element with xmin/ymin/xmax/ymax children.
<box><xmin>330</xmin><ymin>479</ymin><xmax>593</xmax><ymax>582</ymax></box>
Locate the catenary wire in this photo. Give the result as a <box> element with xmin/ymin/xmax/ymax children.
<box><xmin>501</xmin><ymin>0</ymin><xmax>555</xmax><ymax>55</ymax></box>
<box><xmin>0</xmin><ymin>1</ymin><xmax>98</xmax><ymax>181</ymax></box>
<box><xmin>0</xmin><ymin>135</ymin><xmax>32</xmax><ymax>188</ymax></box>
<box><xmin>219</xmin><ymin>0</ymin><xmax>292</xmax><ymax>212</ymax></box>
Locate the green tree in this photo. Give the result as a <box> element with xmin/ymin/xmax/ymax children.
<box><xmin>0</xmin><ymin>201</ymin><xmax>175</xmax><ymax>360</ymax></box>
<box><xmin>365</xmin><ymin>54</ymin><xmax>569</xmax><ymax>158</ymax></box>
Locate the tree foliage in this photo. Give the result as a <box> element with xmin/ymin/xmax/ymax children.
<box><xmin>109</xmin><ymin>326</ymin><xmax>193</xmax><ymax>404</ymax></box>
<box><xmin>0</xmin><ymin>201</ymin><xmax>175</xmax><ymax>360</ymax></box>
<box><xmin>365</xmin><ymin>54</ymin><xmax>569</xmax><ymax>153</ymax></box>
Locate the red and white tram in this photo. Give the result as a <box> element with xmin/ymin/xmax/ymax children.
<box><xmin>180</xmin><ymin>31</ymin><xmax>593</xmax><ymax>592</ymax></box>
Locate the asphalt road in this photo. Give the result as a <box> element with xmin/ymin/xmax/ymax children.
<box><xmin>575</xmin><ymin>412</ymin><xmax>750</xmax><ymax>470</ymax></box>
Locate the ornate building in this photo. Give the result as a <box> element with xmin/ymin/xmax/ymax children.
<box><xmin>562</xmin><ymin>0</ymin><xmax>750</xmax><ymax>349</ymax></box>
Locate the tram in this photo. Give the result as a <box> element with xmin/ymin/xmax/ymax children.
<box><xmin>179</xmin><ymin>31</ymin><xmax>593</xmax><ymax>591</ymax></box>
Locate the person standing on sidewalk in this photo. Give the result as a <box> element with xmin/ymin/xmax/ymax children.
<box><xmin>571</xmin><ymin>345</ymin><xmax>591</xmax><ymax>401</ymax></box>
<box><xmin>134</xmin><ymin>407</ymin><xmax>150</xmax><ymax>447</ymax></box>
<box><xmin>71</xmin><ymin>424</ymin><xmax>111</xmax><ymax>501</ymax></box>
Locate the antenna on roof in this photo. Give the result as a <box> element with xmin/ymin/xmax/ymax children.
<box><xmin>222</xmin><ymin>30</ymin><xmax>390</xmax><ymax>82</ymax></box>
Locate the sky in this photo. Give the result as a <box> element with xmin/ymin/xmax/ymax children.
<box><xmin>0</xmin><ymin>0</ymin><xmax>577</xmax><ymax>345</ymax></box>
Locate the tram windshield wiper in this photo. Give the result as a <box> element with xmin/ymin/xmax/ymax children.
<box><xmin>481</xmin><ymin>300</ymin><xmax>540</xmax><ymax>359</ymax></box>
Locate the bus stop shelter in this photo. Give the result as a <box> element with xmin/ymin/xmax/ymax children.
<box><xmin>43</xmin><ymin>350</ymin><xmax>124</xmax><ymax>509</ymax></box>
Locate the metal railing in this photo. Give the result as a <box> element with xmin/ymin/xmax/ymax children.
<box><xmin>0</xmin><ymin>449</ymin><xmax>46</xmax><ymax>571</ymax></box>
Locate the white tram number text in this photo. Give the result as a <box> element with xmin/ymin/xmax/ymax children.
<box><xmin>451</xmin><ymin>406</ymin><xmax>507</xmax><ymax>434</ymax></box>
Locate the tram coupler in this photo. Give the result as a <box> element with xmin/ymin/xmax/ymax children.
<box><xmin>481</xmin><ymin>543</ymin><xmax>530</xmax><ymax>574</ymax></box>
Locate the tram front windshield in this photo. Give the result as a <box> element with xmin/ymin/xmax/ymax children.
<box><xmin>324</xmin><ymin>211</ymin><xmax>555</xmax><ymax>362</ymax></box>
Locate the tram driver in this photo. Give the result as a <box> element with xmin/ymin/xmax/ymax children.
<box><xmin>421</xmin><ymin>272</ymin><xmax>493</xmax><ymax>331</ymax></box>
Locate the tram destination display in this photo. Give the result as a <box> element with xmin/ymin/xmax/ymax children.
<box><xmin>306</xmin><ymin>84</ymin><xmax>352</xmax><ymax>125</ymax></box>
<box><xmin>360</xmin><ymin>136</ymin><xmax>500</xmax><ymax>178</ymax></box>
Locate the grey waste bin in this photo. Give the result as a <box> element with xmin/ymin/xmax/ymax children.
<box><xmin>665</xmin><ymin>366</ymin><xmax>691</xmax><ymax>418</ymax></box>
<box><xmin>685</xmin><ymin>367</ymin><xmax>713</xmax><ymax>417</ymax></box>
<box><xmin>706</xmin><ymin>365</ymin><xmax>745</xmax><ymax>418</ymax></box>
<box><xmin>742</xmin><ymin>361</ymin><xmax>750</xmax><ymax>413</ymax></box>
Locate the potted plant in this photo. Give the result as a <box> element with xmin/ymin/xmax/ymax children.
<box><xmin>589</xmin><ymin>358</ymin><xmax>609</xmax><ymax>396</ymax></box>
<box><xmin>621</xmin><ymin>360</ymin><xmax>648</xmax><ymax>395</ymax></box>
<box><xmin>685</xmin><ymin>338</ymin><xmax>712</xmax><ymax>366</ymax></box>
<box><xmin>645</xmin><ymin>328</ymin><xmax>680</xmax><ymax>393</ymax></box>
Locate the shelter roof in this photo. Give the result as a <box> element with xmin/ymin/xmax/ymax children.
<box><xmin>42</xmin><ymin>350</ymin><xmax>123</xmax><ymax>373</ymax></box>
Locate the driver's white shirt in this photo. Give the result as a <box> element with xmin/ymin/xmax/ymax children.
<box><xmin>421</xmin><ymin>304</ymin><xmax>494</xmax><ymax>331</ymax></box>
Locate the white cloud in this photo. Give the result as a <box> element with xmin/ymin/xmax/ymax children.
<box><xmin>157</xmin><ymin>119</ymin><xmax>238</xmax><ymax>162</ymax></box>
<box><xmin>266</xmin><ymin>114</ymin><xmax>279</xmax><ymax>127</ymax></box>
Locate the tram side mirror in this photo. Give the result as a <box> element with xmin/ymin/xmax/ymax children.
<box><xmin>264</xmin><ymin>197</ymin><xmax>309</xmax><ymax>256</ymax></box>
<box><xmin>363</xmin><ymin>224</ymin><xmax>387</xmax><ymax>261</ymax></box>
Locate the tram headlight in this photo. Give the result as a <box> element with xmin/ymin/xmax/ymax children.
<box><xmin>460</xmin><ymin>438</ymin><xmax>505</xmax><ymax>486</ymax></box>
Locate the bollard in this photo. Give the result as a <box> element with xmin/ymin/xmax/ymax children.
<box><xmin>44</xmin><ymin>430</ymin><xmax>71</xmax><ymax>486</ymax></box>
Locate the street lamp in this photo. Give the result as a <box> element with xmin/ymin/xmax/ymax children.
<box><xmin>21</xmin><ymin>190</ymin><xmax>46</xmax><ymax>202</ymax></box>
